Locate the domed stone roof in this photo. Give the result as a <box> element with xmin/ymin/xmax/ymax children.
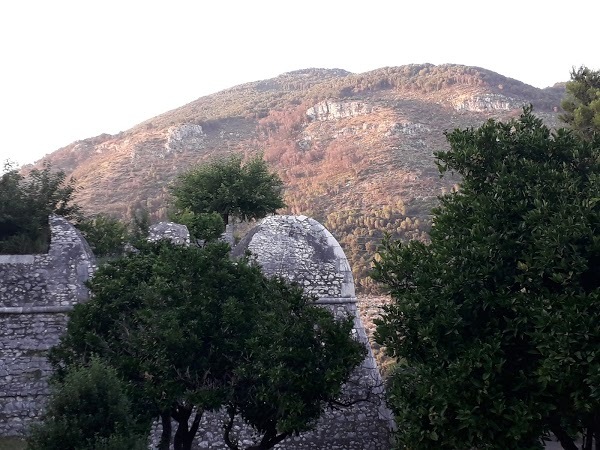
<box><xmin>232</xmin><ymin>215</ymin><xmax>355</xmax><ymax>301</ymax></box>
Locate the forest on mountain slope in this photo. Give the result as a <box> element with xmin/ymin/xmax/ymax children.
<box><xmin>34</xmin><ymin>64</ymin><xmax>565</xmax><ymax>292</ymax></box>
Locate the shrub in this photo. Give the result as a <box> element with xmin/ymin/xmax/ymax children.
<box><xmin>28</xmin><ymin>358</ymin><xmax>147</xmax><ymax>450</ymax></box>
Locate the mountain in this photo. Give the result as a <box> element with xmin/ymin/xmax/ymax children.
<box><xmin>36</xmin><ymin>63</ymin><xmax>565</xmax><ymax>292</ymax></box>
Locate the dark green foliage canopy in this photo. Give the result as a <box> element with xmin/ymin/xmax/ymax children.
<box><xmin>78</xmin><ymin>214</ymin><xmax>129</xmax><ymax>258</ymax></box>
<box><xmin>128</xmin><ymin>207</ymin><xmax>151</xmax><ymax>245</ymax></box>
<box><xmin>168</xmin><ymin>209</ymin><xmax>225</xmax><ymax>243</ymax></box>
<box><xmin>28</xmin><ymin>358</ymin><xmax>147</xmax><ymax>450</ymax></box>
<box><xmin>374</xmin><ymin>108</ymin><xmax>600</xmax><ymax>450</ymax></box>
<box><xmin>51</xmin><ymin>241</ymin><xmax>365</xmax><ymax>450</ymax></box>
<box><xmin>0</xmin><ymin>162</ymin><xmax>82</xmax><ymax>254</ymax></box>
<box><xmin>561</xmin><ymin>66</ymin><xmax>600</xmax><ymax>141</ymax></box>
<box><xmin>170</xmin><ymin>153</ymin><xmax>285</xmax><ymax>225</ymax></box>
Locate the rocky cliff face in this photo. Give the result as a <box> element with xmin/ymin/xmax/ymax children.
<box><xmin>306</xmin><ymin>101</ymin><xmax>374</xmax><ymax>121</ymax></box>
<box><xmin>451</xmin><ymin>93</ymin><xmax>527</xmax><ymax>112</ymax></box>
<box><xmin>165</xmin><ymin>123</ymin><xmax>206</xmax><ymax>153</ymax></box>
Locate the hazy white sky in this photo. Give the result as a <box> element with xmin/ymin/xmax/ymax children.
<box><xmin>1</xmin><ymin>0</ymin><xmax>598</xmax><ymax>167</ymax></box>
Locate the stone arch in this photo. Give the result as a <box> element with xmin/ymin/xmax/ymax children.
<box><xmin>229</xmin><ymin>215</ymin><xmax>393</xmax><ymax>450</ymax></box>
<box><xmin>233</xmin><ymin>215</ymin><xmax>355</xmax><ymax>300</ymax></box>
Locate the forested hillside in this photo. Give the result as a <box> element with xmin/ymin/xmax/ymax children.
<box><xmin>34</xmin><ymin>64</ymin><xmax>564</xmax><ymax>291</ymax></box>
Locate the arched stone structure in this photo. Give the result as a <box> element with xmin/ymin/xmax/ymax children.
<box><xmin>229</xmin><ymin>215</ymin><xmax>394</xmax><ymax>449</ymax></box>
<box><xmin>1</xmin><ymin>215</ymin><xmax>393</xmax><ymax>448</ymax></box>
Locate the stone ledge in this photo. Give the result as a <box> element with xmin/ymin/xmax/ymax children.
<box><xmin>315</xmin><ymin>296</ymin><xmax>358</xmax><ymax>304</ymax></box>
<box><xmin>0</xmin><ymin>306</ymin><xmax>74</xmax><ymax>314</ymax></box>
<box><xmin>0</xmin><ymin>255</ymin><xmax>36</xmax><ymax>264</ymax></box>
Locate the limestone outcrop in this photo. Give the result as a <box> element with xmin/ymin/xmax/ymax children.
<box><xmin>306</xmin><ymin>101</ymin><xmax>374</xmax><ymax>121</ymax></box>
<box><xmin>165</xmin><ymin>123</ymin><xmax>206</xmax><ymax>152</ymax></box>
<box><xmin>451</xmin><ymin>93</ymin><xmax>527</xmax><ymax>112</ymax></box>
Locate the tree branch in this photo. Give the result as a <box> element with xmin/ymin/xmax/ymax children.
<box><xmin>246</xmin><ymin>430</ymin><xmax>290</xmax><ymax>450</ymax></box>
<box><xmin>327</xmin><ymin>380</ymin><xmax>383</xmax><ymax>410</ymax></box>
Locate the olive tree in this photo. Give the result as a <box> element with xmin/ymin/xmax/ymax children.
<box><xmin>77</xmin><ymin>214</ymin><xmax>129</xmax><ymax>258</ymax></box>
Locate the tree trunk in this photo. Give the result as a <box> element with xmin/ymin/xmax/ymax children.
<box><xmin>172</xmin><ymin>404</ymin><xmax>203</xmax><ymax>450</ymax></box>
<box><xmin>585</xmin><ymin>426</ymin><xmax>593</xmax><ymax>450</ymax></box>
<box><xmin>182</xmin><ymin>410</ymin><xmax>202</xmax><ymax>450</ymax></box>
<box><xmin>246</xmin><ymin>429</ymin><xmax>290</xmax><ymax>450</ymax></box>
<box><xmin>158</xmin><ymin>411</ymin><xmax>171</xmax><ymax>450</ymax></box>
<box><xmin>173</xmin><ymin>405</ymin><xmax>191</xmax><ymax>450</ymax></box>
<box><xmin>548</xmin><ymin>419</ymin><xmax>578</xmax><ymax>450</ymax></box>
<box><xmin>222</xmin><ymin>407</ymin><xmax>289</xmax><ymax>450</ymax></box>
<box><xmin>594</xmin><ymin>415</ymin><xmax>600</xmax><ymax>450</ymax></box>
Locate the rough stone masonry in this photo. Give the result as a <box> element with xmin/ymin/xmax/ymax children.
<box><xmin>1</xmin><ymin>215</ymin><xmax>393</xmax><ymax>449</ymax></box>
<box><xmin>228</xmin><ymin>215</ymin><xmax>394</xmax><ymax>449</ymax></box>
<box><xmin>0</xmin><ymin>215</ymin><xmax>96</xmax><ymax>436</ymax></box>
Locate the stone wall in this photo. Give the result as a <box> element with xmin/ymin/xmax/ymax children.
<box><xmin>228</xmin><ymin>215</ymin><xmax>394</xmax><ymax>449</ymax></box>
<box><xmin>1</xmin><ymin>215</ymin><xmax>393</xmax><ymax>449</ymax></box>
<box><xmin>148</xmin><ymin>221</ymin><xmax>191</xmax><ymax>245</ymax></box>
<box><xmin>0</xmin><ymin>216</ymin><xmax>96</xmax><ymax>436</ymax></box>
<box><xmin>152</xmin><ymin>215</ymin><xmax>394</xmax><ymax>449</ymax></box>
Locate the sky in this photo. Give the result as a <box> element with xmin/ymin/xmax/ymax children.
<box><xmin>1</xmin><ymin>0</ymin><xmax>598</xmax><ymax>167</ymax></box>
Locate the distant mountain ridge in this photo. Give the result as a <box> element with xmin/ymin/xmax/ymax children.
<box><xmin>37</xmin><ymin>63</ymin><xmax>565</xmax><ymax>291</ymax></box>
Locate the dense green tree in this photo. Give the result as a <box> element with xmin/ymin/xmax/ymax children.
<box><xmin>561</xmin><ymin>66</ymin><xmax>600</xmax><ymax>141</ymax></box>
<box><xmin>78</xmin><ymin>214</ymin><xmax>129</xmax><ymax>258</ymax></box>
<box><xmin>0</xmin><ymin>161</ymin><xmax>82</xmax><ymax>254</ymax></box>
<box><xmin>170</xmin><ymin>153</ymin><xmax>285</xmax><ymax>225</ymax></box>
<box><xmin>129</xmin><ymin>207</ymin><xmax>151</xmax><ymax>245</ymax></box>
<box><xmin>51</xmin><ymin>241</ymin><xmax>365</xmax><ymax>450</ymax></box>
<box><xmin>222</xmin><ymin>275</ymin><xmax>366</xmax><ymax>450</ymax></box>
<box><xmin>168</xmin><ymin>209</ymin><xmax>225</xmax><ymax>242</ymax></box>
<box><xmin>373</xmin><ymin>108</ymin><xmax>600</xmax><ymax>450</ymax></box>
<box><xmin>28</xmin><ymin>358</ymin><xmax>147</xmax><ymax>450</ymax></box>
